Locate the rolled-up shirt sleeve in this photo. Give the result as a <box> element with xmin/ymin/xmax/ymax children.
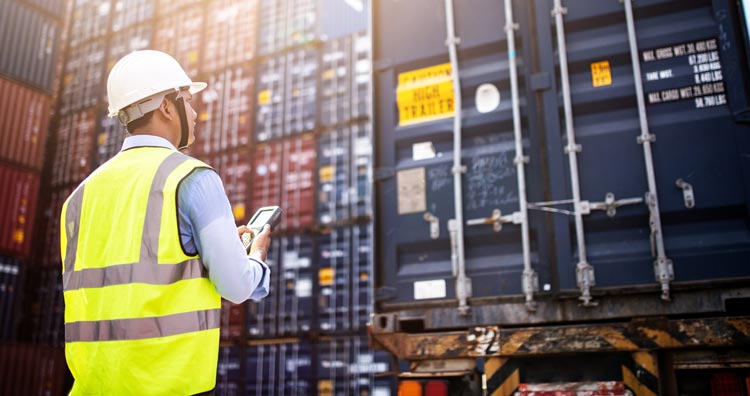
<box><xmin>177</xmin><ymin>168</ymin><xmax>270</xmax><ymax>303</ymax></box>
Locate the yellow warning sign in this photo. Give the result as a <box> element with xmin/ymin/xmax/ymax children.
<box><xmin>232</xmin><ymin>204</ymin><xmax>245</xmax><ymax>220</ymax></box>
<box><xmin>319</xmin><ymin>165</ymin><xmax>334</xmax><ymax>183</ymax></box>
<box><xmin>258</xmin><ymin>89</ymin><xmax>271</xmax><ymax>105</ymax></box>
<box><xmin>397</xmin><ymin>63</ymin><xmax>455</xmax><ymax>126</ymax></box>
<box><xmin>591</xmin><ymin>61</ymin><xmax>612</xmax><ymax>87</ymax></box>
<box><xmin>319</xmin><ymin>268</ymin><xmax>334</xmax><ymax>286</ymax></box>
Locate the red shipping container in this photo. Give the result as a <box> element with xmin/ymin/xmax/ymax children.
<box><xmin>202</xmin><ymin>149</ymin><xmax>253</xmax><ymax>224</ymax></box>
<box><xmin>193</xmin><ymin>65</ymin><xmax>255</xmax><ymax>156</ymax></box>
<box><xmin>282</xmin><ymin>134</ymin><xmax>316</xmax><ymax>231</ymax></box>
<box><xmin>0</xmin><ymin>343</ymin><xmax>66</xmax><ymax>396</ymax></box>
<box><xmin>251</xmin><ymin>135</ymin><xmax>315</xmax><ymax>232</ymax></box>
<box><xmin>51</xmin><ymin>109</ymin><xmax>96</xmax><ymax>187</ymax></box>
<box><xmin>711</xmin><ymin>372</ymin><xmax>745</xmax><ymax>396</ymax></box>
<box><xmin>0</xmin><ymin>78</ymin><xmax>51</xmax><ymax>171</ymax></box>
<box><xmin>220</xmin><ymin>299</ymin><xmax>245</xmax><ymax>342</ymax></box>
<box><xmin>153</xmin><ymin>6</ymin><xmax>204</xmax><ymax>78</ymax></box>
<box><xmin>0</xmin><ymin>166</ymin><xmax>39</xmax><ymax>257</ymax></box>
<box><xmin>250</xmin><ymin>142</ymin><xmax>283</xmax><ymax>225</ymax></box>
<box><xmin>203</xmin><ymin>0</ymin><xmax>258</xmax><ymax>73</ymax></box>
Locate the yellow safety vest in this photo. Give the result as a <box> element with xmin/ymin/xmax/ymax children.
<box><xmin>61</xmin><ymin>147</ymin><xmax>222</xmax><ymax>396</ymax></box>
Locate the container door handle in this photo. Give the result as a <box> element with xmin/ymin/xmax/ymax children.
<box><xmin>675</xmin><ymin>179</ymin><xmax>695</xmax><ymax>208</ymax></box>
<box><xmin>423</xmin><ymin>212</ymin><xmax>440</xmax><ymax>239</ymax></box>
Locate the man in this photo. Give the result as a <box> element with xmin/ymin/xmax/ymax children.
<box><xmin>60</xmin><ymin>50</ymin><xmax>270</xmax><ymax>395</ymax></box>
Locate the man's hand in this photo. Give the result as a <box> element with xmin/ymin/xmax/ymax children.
<box><xmin>239</xmin><ymin>224</ymin><xmax>272</xmax><ymax>263</ymax></box>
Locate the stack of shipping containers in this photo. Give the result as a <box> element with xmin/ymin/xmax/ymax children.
<box><xmin>18</xmin><ymin>0</ymin><xmax>394</xmax><ymax>395</ymax></box>
<box><xmin>0</xmin><ymin>0</ymin><xmax>70</xmax><ymax>393</ymax></box>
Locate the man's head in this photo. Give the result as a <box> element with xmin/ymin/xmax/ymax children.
<box><xmin>106</xmin><ymin>50</ymin><xmax>206</xmax><ymax>149</ymax></box>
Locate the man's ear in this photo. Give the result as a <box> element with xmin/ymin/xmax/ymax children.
<box><xmin>156</xmin><ymin>98</ymin><xmax>174</xmax><ymax>121</ymax></box>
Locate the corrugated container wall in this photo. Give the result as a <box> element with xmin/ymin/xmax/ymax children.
<box><xmin>0</xmin><ymin>1</ymin><xmax>62</xmax><ymax>92</ymax></box>
<box><xmin>257</xmin><ymin>0</ymin><xmax>369</xmax><ymax>56</ymax></box>
<box><xmin>51</xmin><ymin>109</ymin><xmax>96</xmax><ymax>187</ymax></box>
<box><xmin>203</xmin><ymin>0</ymin><xmax>258</xmax><ymax>73</ymax></box>
<box><xmin>373</xmin><ymin>0</ymin><xmax>750</xmax><ymax>327</ymax></box>
<box><xmin>0</xmin><ymin>167</ymin><xmax>39</xmax><ymax>258</ymax></box>
<box><xmin>193</xmin><ymin>65</ymin><xmax>255</xmax><ymax>157</ymax></box>
<box><xmin>0</xmin><ymin>78</ymin><xmax>51</xmax><ymax>171</ymax></box>
<box><xmin>0</xmin><ymin>257</ymin><xmax>23</xmax><ymax>340</ymax></box>
<box><xmin>69</xmin><ymin>0</ymin><xmax>110</xmax><ymax>48</ymax></box>
<box><xmin>153</xmin><ymin>5</ymin><xmax>204</xmax><ymax>78</ymax></box>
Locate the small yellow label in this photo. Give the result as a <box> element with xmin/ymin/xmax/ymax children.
<box><xmin>12</xmin><ymin>230</ymin><xmax>24</xmax><ymax>244</ymax></box>
<box><xmin>591</xmin><ymin>61</ymin><xmax>612</xmax><ymax>87</ymax></box>
<box><xmin>17</xmin><ymin>215</ymin><xmax>25</xmax><ymax>225</ymax></box>
<box><xmin>318</xmin><ymin>380</ymin><xmax>333</xmax><ymax>396</ymax></box>
<box><xmin>188</xmin><ymin>51</ymin><xmax>198</xmax><ymax>64</ymax></box>
<box><xmin>232</xmin><ymin>204</ymin><xmax>245</xmax><ymax>220</ymax></box>
<box><xmin>359</xmin><ymin>271</ymin><xmax>369</xmax><ymax>282</ymax></box>
<box><xmin>319</xmin><ymin>267</ymin><xmax>334</xmax><ymax>286</ymax></box>
<box><xmin>199</xmin><ymin>112</ymin><xmax>210</xmax><ymax>121</ymax></box>
<box><xmin>258</xmin><ymin>89</ymin><xmax>271</xmax><ymax>105</ymax></box>
<box><xmin>397</xmin><ymin>63</ymin><xmax>455</xmax><ymax>126</ymax></box>
<box><xmin>319</xmin><ymin>165</ymin><xmax>334</xmax><ymax>183</ymax></box>
<box><xmin>322</xmin><ymin>69</ymin><xmax>335</xmax><ymax>80</ymax></box>
<box><xmin>97</xmin><ymin>132</ymin><xmax>108</xmax><ymax>146</ymax></box>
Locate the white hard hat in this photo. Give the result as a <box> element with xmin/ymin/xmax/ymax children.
<box><xmin>107</xmin><ymin>50</ymin><xmax>206</xmax><ymax>123</ymax></box>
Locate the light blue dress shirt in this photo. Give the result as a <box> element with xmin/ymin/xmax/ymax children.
<box><xmin>121</xmin><ymin>135</ymin><xmax>269</xmax><ymax>303</ymax></box>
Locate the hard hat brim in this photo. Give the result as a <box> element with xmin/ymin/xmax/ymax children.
<box><xmin>188</xmin><ymin>82</ymin><xmax>207</xmax><ymax>95</ymax></box>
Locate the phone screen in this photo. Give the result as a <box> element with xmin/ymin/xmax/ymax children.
<box><xmin>251</xmin><ymin>209</ymin><xmax>274</xmax><ymax>227</ymax></box>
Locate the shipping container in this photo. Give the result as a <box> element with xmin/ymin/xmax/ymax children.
<box><xmin>220</xmin><ymin>299</ymin><xmax>244</xmax><ymax>342</ymax></box>
<box><xmin>21</xmin><ymin>0</ymin><xmax>69</xmax><ymax>17</ymax></box>
<box><xmin>257</xmin><ymin>0</ymin><xmax>368</xmax><ymax>55</ymax></box>
<box><xmin>110</xmin><ymin>0</ymin><xmax>154</xmax><ymax>32</ymax></box>
<box><xmin>51</xmin><ymin>108</ymin><xmax>96</xmax><ymax>187</ymax></box>
<box><xmin>0</xmin><ymin>257</ymin><xmax>22</xmax><ymax>341</ymax></box>
<box><xmin>317</xmin><ymin>335</ymin><xmax>394</xmax><ymax>396</ymax></box>
<box><xmin>156</xmin><ymin>0</ymin><xmax>203</xmax><ymax>16</ymax></box>
<box><xmin>277</xmin><ymin>234</ymin><xmax>314</xmax><ymax>336</ymax></box>
<box><xmin>370</xmin><ymin>0</ymin><xmax>750</xmax><ymax>394</ymax></box>
<box><xmin>317</xmin><ymin>121</ymin><xmax>372</xmax><ymax>225</ymax></box>
<box><xmin>0</xmin><ymin>77</ymin><xmax>51</xmax><ymax>171</ymax></box>
<box><xmin>247</xmin><ymin>238</ymin><xmax>280</xmax><ymax>338</ymax></box>
<box><xmin>251</xmin><ymin>135</ymin><xmax>316</xmax><ymax>232</ymax></box>
<box><xmin>317</xmin><ymin>227</ymin><xmax>351</xmax><ymax>334</ymax></box>
<box><xmin>254</xmin><ymin>47</ymin><xmax>317</xmax><ymax>143</ymax></box>
<box><xmin>246</xmin><ymin>341</ymin><xmax>313</xmax><ymax>395</ymax></box>
<box><xmin>0</xmin><ymin>343</ymin><xmax>67</xmax><ymax>396</ymax></box>
<box><xmin>68</xmin><ymin>0</ymin><xmax>110</xmax><ymax>48</ymax></box>
<box><xmin>373</xmin><ymin>0</ymin><xmax>750</xmax><ymax>312</ymax></box>
<box><xmin>60</xmin><ymin>40</ymin><xmax>106</xmax><ymax>114</ymax></box>
<box><xmin>0</xmin><ymin>167</ymin><xmax>39</xmax><ymax>258</ymax></box>
<box><xmin>105</xmin><ymin>23</ymin><xmax>152</xmax><ymax>76</ymax></box>
<box><xmin>193</xmin><ymin>66</ymin><xmax>255</xmax><ymax>157</ymax></box>
<box><xmin>320</xmin><ymin>31</ymin><xmax>371</xmax><ymax>127</ymax></box>
<box><xmin>153</xmin><ymin>5</ymin><xmax>204</xmax><ymax>78</ymax></box>
<box><xmin>255</xmin><ymin>56</ymin><xmax>286</xmax><ymax>143</ymax></box>
<box><xmin>39</xmin><ymin>187</ymin><xmax>74</xmax><ymax>268</ymax></box>
<box><xmin>284</xmin><ymin>48</ymin><xmax>318</xmax><ymax>137</ymax></box>
<box><xmin>206</xmin><ymin>149</ymin><xmax>254</xmax><ymax>223</ymax></box>
<box><xmin>203</xmin><ymin>0</ymin><xmax>258</xmax><ymax>73</ymax></box>
<box><xmin>350</xmin><ymin>223</ymin><xmax>373</xmax><ymax>332</ymax></box>
<box><xmin>93</xmin><ymin>110</ymin><xmax>126</xmax><ymax>168</ymax></box>
<box><xmin>316</xmin><ymin>224</ymin><xmax>374</xmax><ymax>335</ymax></box>
<box><xmin>216</xmin><ymin>346</ymin><xmax>242</xmax><ymax>396</ymax></box>
<box><xmin>0</xmin><ymin>1</ymin><xmax>62</xmax><ymax>92</ymax></box>
<box><xmin>29</xmin><ymin>268</ymin><xmax>64</xmax><ymax>347</ymax></box>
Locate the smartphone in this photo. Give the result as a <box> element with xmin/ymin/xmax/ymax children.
<box><xmin>242</xmin><ymin>206</ymin><xmax>283</xmax><ymax>253</ymax></box>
